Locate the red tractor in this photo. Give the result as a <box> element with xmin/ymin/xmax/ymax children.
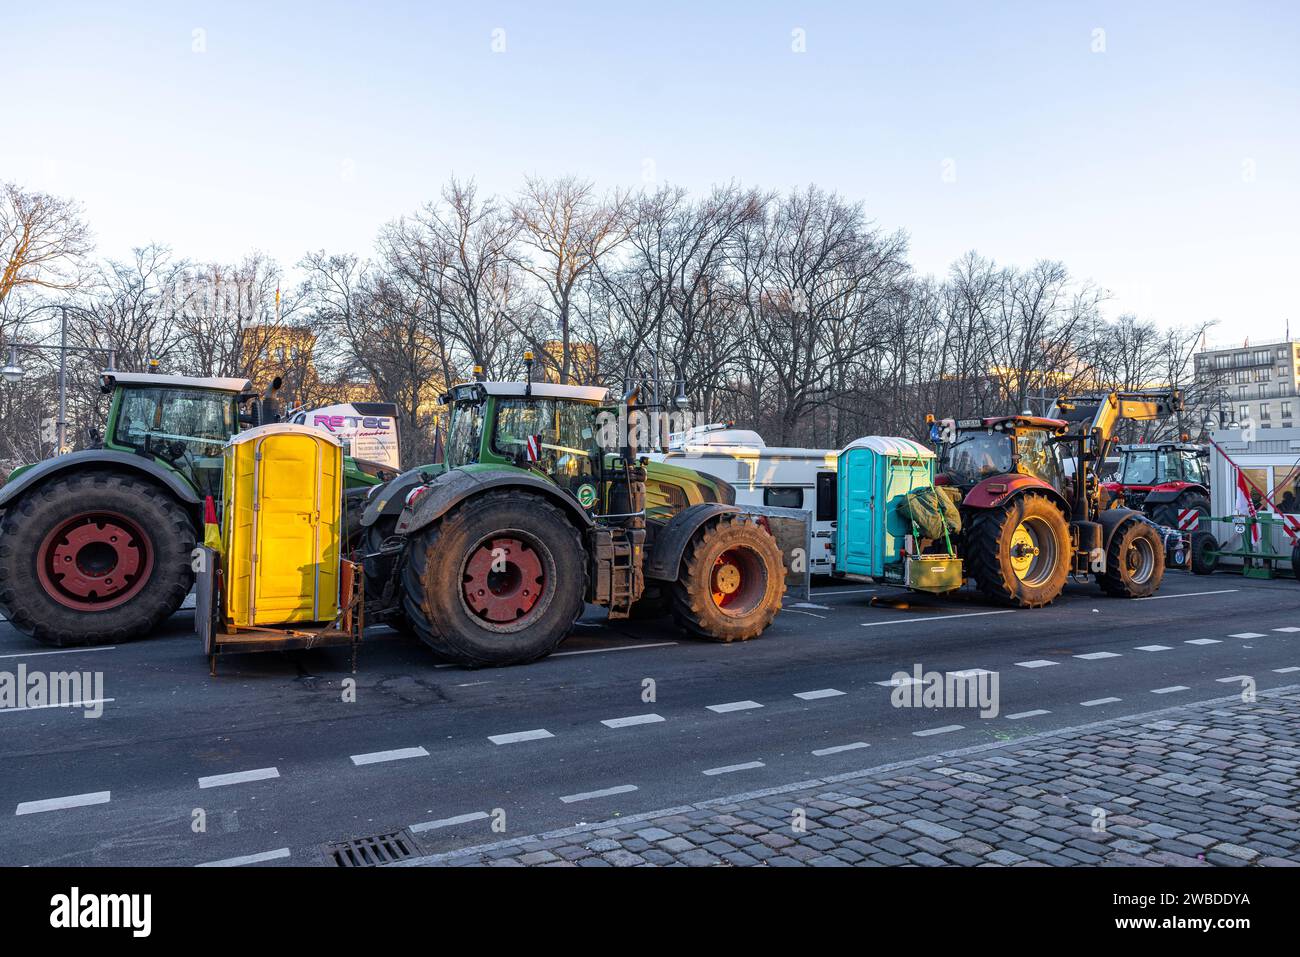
<box><xmin>932</xmin><ymin>391</ymin><xmax>1182</xmax><ymax>607</ymax></box>
<box><xmin>1105</xmin><ymin>442</ymin><xmax>1211</xmax><ymax>530</ymax></box>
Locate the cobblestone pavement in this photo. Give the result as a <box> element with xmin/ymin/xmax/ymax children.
<box><xmin>409</xmin><ymin>686</ymin><xmax>1300</xmax><ymax>867</ymax></box>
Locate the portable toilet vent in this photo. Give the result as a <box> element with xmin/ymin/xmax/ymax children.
<box><xmin>222</xmin><ymin>424</ymin><xmax>343</xmax><ymax>626</ymax></box>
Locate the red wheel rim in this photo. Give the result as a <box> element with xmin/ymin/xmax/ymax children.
<box><xmin>461</xmin><ymin>536</ymin><xmax>547</xmax><ymax>625</ymax></box>
<box><xmin>36</xmin><ymin>510</ymin><xmax>154</xmax><ymax>611</ymax></box>
<box><xmin>710</xmin><ymin>547</ymin><xmax>766</xmax><ymax>616</ymax></box>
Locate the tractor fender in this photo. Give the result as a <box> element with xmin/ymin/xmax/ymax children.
<box><xmin>961</xmin><ymin>474</ymin><xmax>1070</xmax><ymax>517</ymax></box>
<box><xmin>644</xmin><ymin>503</ymin><xmax>741</xmax><ymax>581</ymax></box>
<box><xmin>1141</xmin><ymin>483</ymin><xmax>1207</xmax><ymax>507</ymax></box>
<box><xmin>359</xmin><ymin>466</ymin><xmax>440</xmax><ymax>527</ymax></box>
<box><xmin>394</xmin><ymin>469</ymin><xmax>595</xmax><ymax>537</ymax></box>
<box><xmin>1097</xmin><ymin>507</ymin><xmax>1144</xmax><ymax>550</ymax></box>
<box><xmin>0</xmin><ymin>450</ymin><xmax>200</xmax><ymax>511</ymax></box>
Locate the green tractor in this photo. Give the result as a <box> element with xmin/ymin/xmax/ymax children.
<box><xmin>0</xmin><ymin>372</ymin><xmax>391</xmax><ymax>647</ymax></box>
<box><xmin>359</xmin><ymin>376</ymin><xmax>788</xmax><ymax>667</ymax></box>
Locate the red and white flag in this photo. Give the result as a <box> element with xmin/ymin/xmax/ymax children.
<box><xmin>525</xmin><ymin>434</ymin><xmax>542</xmax><ymax>462</ymax></box>
<box><xmin>1234</xmin><ymin>467</ymin><xmax>1260</xmax><ymax>544</ymax></box>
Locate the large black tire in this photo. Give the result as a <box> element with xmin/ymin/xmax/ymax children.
<box><xmin>670</xmin><ymin>515</ymin><xmax>784</xmax><ymax>642</ymax></box>
<box><xmin>1150</xmin><ymin>493</ymin><xmax>1211</xmax><ymax>531</ymax></box>
<box><xmin>1098</xmin><ymin>520</ymin><xmax>1165</xmax><ymax>597</ymax></box>
<box><xmin>1291</xmin><ymin>543</ymin><xmax>1300</xmax><ymax>583</ymax></box>
<box><xmin>401</xmin><ymin>491</ymin><xmax>585</xmax><ymax>667</ymax></box>
<box><xmin>0</xmin><ymin>470</ymin><xmax>196</xmax><ymax>646</ymax></box>
<box><xmin>966</xmin><ymin>493</ymin><xmax>1070</xmax><ymax>608</ymax></box>
<box><xmin>1190</xmin><ymin>531</ymin><xmax>1218</xmax><ymax>575</ymax></box>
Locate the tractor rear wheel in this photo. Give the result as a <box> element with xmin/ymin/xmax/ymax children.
<box><xmin>670</xmin><ymin>515</ymin><xmax>784</xmax><ymax>642</ymax></box>
<box><xmin>1190</xmin><ymin>531</ymin><xmax>1219</xmax><ymax>575</ymax></box>
<box><xmin>401</xmin><ymin>491</ymin><xmax>585</xmax><ymax>667</ymax></box>
<box><xmin>0</xmin><ymin>471</ymin><xmax>196</xmax><ymax>646</ymax></box>
<box><xmin>1098</xmin><ymin>520</ymin><xmax>1165</xmax><ymax>597</ymax></box>
<box><xmin>966</xmin><ymin>493</ymin><xmax>1069</xmax><ymax>608</ymax></box>
<box><xmin>1151</xmin><ymin>493</ymin><xmax>1210</xmax><ymax>531</ymax></box>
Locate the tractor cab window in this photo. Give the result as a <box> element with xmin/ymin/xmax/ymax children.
<box><xmin>446</xmin><ymin>398</ymin><xmax>485</xmax><ymax>467</ymax></box>
<box><xmin>113</xmin><ymin>387</ymin><xmax>237</xmax><ymax>464</ymax></box>
<box><xmin>1182</xmin><ymin>452</ymin><xmax>1209</xmax><ymax>486</ymax></box>
<box><xmin>1015</xmin><ymin>430</ymin><xmax>1064</xmax><ymax>487</ymax></box>
<box><xmin>493</xmin><ymin>398</ymin><xmax>599</xmax><ymax>493</ymax></box>
<box><xmin>1121</xmin><ymin>450</ymin><xmax>1158</xmax><ymax>485</ymax></box>
<box><xmin>941</xmin><ymin>431</ymin><xmax>1013</xmax><ymax>486</ymax></box>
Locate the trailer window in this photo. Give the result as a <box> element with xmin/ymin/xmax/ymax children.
<box><xmin>764</xmin><ymin>486</ymin><xmax>803</xmax><ymax>509</ymax></box>
<box><xmin>815</xmin><ymin>471</ymin><xmax>837</xmax><ymax>522</ymax></box>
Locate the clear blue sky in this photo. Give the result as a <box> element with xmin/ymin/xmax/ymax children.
<box><xmin>4</xmin><ymin>1</ymin><xmax>1297</xmax><ymax>343</ymax></box>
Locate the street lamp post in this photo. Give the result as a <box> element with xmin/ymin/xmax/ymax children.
<box><xmin>2</xmin><ymin>303</ymin><xmax>118</xmax><ymax>456</ymax></box>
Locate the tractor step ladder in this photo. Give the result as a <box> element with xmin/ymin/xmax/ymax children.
<box><xmin>589</xmin><ymin>526</ymin><xmax>645</xmax><ymax>619</ymax></box>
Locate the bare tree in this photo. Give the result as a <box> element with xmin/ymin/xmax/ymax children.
<box><xmin>0</xmin><ymin>183</ymin><xmax>93</xmax><ymax>307</ymax></box>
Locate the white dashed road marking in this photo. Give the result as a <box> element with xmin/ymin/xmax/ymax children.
<box><xmin>16</xmin><ymin>791</ymin><xmax>111</xmax><ymax>816</ymax></box>
<box><xmin>812</xmin><ymin>742</ymin><xmax>870</xmax><ymax>756</ymax></box>
<box><xmin>1074</xmin><ymin>652</ymin><xmax>1121</xmax><ymax>660</ymax></box>
<box><xmin>410</xmin><ymin>811</ymin><xmax>489</xmax><ymax>833</ymax></box>
<box><xmin>488</xmin><ymin>729</ymin><xmax>554</xmax><ymax>745</ymax></box>
<box><xmin>793</xmin><ymin>689</ymin><xmax>844</xmax><ymax>700</ymax></box>
<box><xmin>1005</xmin><ymin>710</ymin><xmax>1050</xmax><ymax>720</ymax></box>
<box><xmin>0</xmin><ymin>646</ymin><xmax>116</xmax><ymax>660</ymax></box>
<box><xmin>198</xmin><ymin>767</ymin><xmax>279</xmax><ymax>789</ymax></box>
<box><xmin>1152</xmin><ymin>686</ymin><xmax>1190</xmax><ymax>694</ymax></box>
<box><xmin>1081</xmin><ymin>697</ymin><xmax>1121</xmax><ymax>707</ymax></box>
<box><xmin>1</xmin><ymin>698</ymin><xmax>115</xmax><ymax>715</ymax></box>
<box><xmin>948</xmin><ymin>669</ymin><xmax>993</xmax><ymax>678</ymax></box>
<box><xmin>1135</xmin><ymin>645</ymin><xmax>1173</xmax><ymax>652</ymax></box>
<box><xmin>196</xmin><ymin>848</ymin><xmax>290</xmax><ymax>868</ymax></box>
<box><xmin>861</xmin><ymin>610</ymin><xmax>1016</xmax><ymax>628</ymax></box>
<box><xmin>1229</xmin><ymin>633</ymin><xmax>1265</xmax><ymax>639</ymax></box>
<box><xmin>1186</xmin><ymin>639</ymin><xmax>1221</xmax><ymax>645</ymax></box>
<box><xmin>601</xmin><ymin>713</ymin><xmax>664</xmax><ymax>729</ymax></box>
<box><xmin>875</xmin><ymin>676</ymin><xmax>921</xmax><ymax>687</ymax></box>
<box><xmin>1216</xmin><ymin>676</ymin><xmax>1252</xmax><ymax>684</ymax></box>
<box><xmin>1135</xmin><ymin>589</ymin><xmax>1239</xmax><ymax>601</ymax></box>
<box><xmin>914</xmin><ymin>725</ymin><xmax>963</xmax><ymax>737</ymax></box>
<box><xmin>1273</xmin><ymin>627</ymin><xmax>1300</xmax><ymax>633</ymax></box>
<box><xmin>703</xmin><ymin>761</ymin><xmax>765</xmax><ymax>776</ymax></box>
<box><xmin>1274</xmin><ymin>667</ymin><xmax>1300</xmax><ymax>674</ymax></box>
<box><xmin>350</xmin><ymin>747</ymin><xmax>429</xmax><ymax>766</ymax></box>
<box><xmin>560</xmin><ymin>784</ymin><xmax>638</xmax><ymax>804</ymax></box>
<box><xmin>706</xmin><ymin>700</ymin><xmax>763</xmax><ymax>714</ymax></box>
<box><xmin>1015</xmin><ymin>660</ymin><xmax>1058</xmax><ymax>669</ymax></box>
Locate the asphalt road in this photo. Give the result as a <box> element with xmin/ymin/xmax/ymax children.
<box><xmin>2</xmin><ymin>568</ymin><xmax>1298</xmax><ymax>866</ymax></box>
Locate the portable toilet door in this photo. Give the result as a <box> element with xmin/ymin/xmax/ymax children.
<box><xmin>223</xmin><ymin>424</ymin><xmax>343</xmax><ymax>627</ymax></box>
<box><xmin>836</xmin><ymin>436</ymin><xmax>936</xmax><ymax>580</ymax></box>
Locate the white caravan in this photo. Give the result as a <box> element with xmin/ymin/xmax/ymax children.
<box><xmin>651</xmin><ymin>423</ymin><xmax>839</xmax><ymax>575</ymax></box>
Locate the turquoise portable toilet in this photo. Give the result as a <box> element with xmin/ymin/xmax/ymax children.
<box><xmin>836</xmin><ymin>436</ymin><xmax>959</xmax><ymax>591</ymax></box>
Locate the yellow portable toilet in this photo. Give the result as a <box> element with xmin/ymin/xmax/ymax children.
<box><xmin>222</xmin><ymin>424</ymin><xmax>343</xmax><ymax>627</ymax></box>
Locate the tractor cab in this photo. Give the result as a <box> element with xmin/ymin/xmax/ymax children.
<box><xmin>934</xmin><ymin>415</ymin><xmax>1069</xmax><ymax>494</ymax></box>
<box><xmin>1112</xmin><ymin>443</ymin><xmax>1208</xmax><ymax>494</ymax></box>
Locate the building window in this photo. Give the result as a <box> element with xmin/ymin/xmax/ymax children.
<box><xmin>1284</xmin><ymin>401</ymin><xmax>1293</xmax><ymax>418</ymax></box>
<box><xmin>1239</xmin><ymin>404</ymin><xmax>1250</xmax><ymax>421</ymax></box>
<box><xmin>1260</xmin><ymin>403</ymin><xmax>1271</xmax><ymax>420</ymax></box>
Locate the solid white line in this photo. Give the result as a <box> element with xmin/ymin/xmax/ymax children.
<box><xmin>1005</xmin><ymin>710</ymin><xmax>1050</xmax><ymax>720</ymax></box>
<box><xmin>601</xmin><ymin>713</ymin><xmax>664</xmax><ymax>729</ymax></box>
<box><xmin>560</xmin><ymin>784</ymin><xmax>638</xmax><ymax>804</ymax></box>
<box><xmin>914</xmin><ymin>724</ymin><xmax>963</xmax><ymax>736</ymax></box>
<box><xmin>1134</xmin><ymin>645</ymin><xmax>1173</xmax><ymax>652</ymax></box>
<box><xmin>350</xmin><ymin>746</ymin><xmax>429</xmax><ymax>766</ymax></box>
<box><xmin>1081</xmin><ymin>697</ymin><xmax>1121</xmax><ymax>707</ymax></box>
<box><xmin>0</xmin><ymin>646</ymin><xmax>116</xmax><ymax>660</ymax></box>
<box><xmin>1074</xmin><ymin>652</ymin><xmax>1122</xmax><ymax>660</ymax></box>
<box><xmin>706</xmin><ymin>700</ymin><xmax>763</xmax><ymax>714</ymax></box>
<box><xmin>1015</xmin><ymin>660</ymin><xmax>1058</xmax><ymax>669</ymax></box>
<box><xmin>1186</xmin><ymin>638</ymin><xmax>1221</xmax><ymax>645</ymax></box>
<box><xmin>703</xmin><ymin>761</ymin><xmax>765</xmax><ymax>776</ymax></box>
<box><xmin>788</xmin><ymin>602</ymin><xmax>831</xmax><ymax>610</ymax></box>
<box><xmin>1134</xmin><ymin>589</ymin><xmax>1238</xmax><ymax>601</ymax></box>
<box><xmin>1273</xmin><ymin>627</ymin><xmax>1300</xmax><ymax>633</ymax></box>
<box><xmin>196</xmin><ymin>848</ymin><xmax>290</xmax><ymax>868</ymax></box>
<box><xmin>783</xmin><ymin>609</ymin><xmax>827</xmax><ymax>618</ymax></box>
<box><xmin>552</xmin><ymin>642</ymin><xmax>678</xmax><ymax>658</ymax></box>
<box><xmin>1151</xmin><ymin>686</ymin><xmax>1190</xmax><ymax>694</ymax></box>
<box><xmin>1229</xmin><ymin>633</ymin><xmax>1266</xmax><ymax>639</ymax></box>
<box><xmin>811</xmin><ymin>588</ymin><xmax>877</xmax><ymax>596</ymax></box>
<box><xmin>1</xmin><ymin>698</ymin><xmax>115</xmax><ymax>715</ymax></box>
<box><xmin>1273</xmin><ymin>667</ymin><xmax>1300</xmax><ymax>674</ymax></box>
<box><xmin>16</xmin><ymin>791</ymin><xmax>111</xmax><ymax>816</ymax></box>
<box><xmin>488</xmin><ymin>729</ymin><xmax>553</xmax><ymax>745</ymax></box>
<box><xmin>812</xmin><ymin>742</ymin><xmax>870</xmax><ymax>756</ymax></box>
<box><xmin>410</xmin><ymin>811</ymin><xmax>489</xmax><ymax>833</ymax></box>
<box><xmin>198</xmin><ymin>767</ymin><xmax>280</xmax><ymax>789</ymax></box>
<box><xmin>861</xmin><ymin>610</ymin><xmax>1016</xmax><ymax>628</ymax></box>
<box><xmin>793</xmin><ymin>689</ymin><xmax>844</xmax><ymax>700</ymax></box>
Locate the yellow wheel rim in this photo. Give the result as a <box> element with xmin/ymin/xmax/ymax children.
<box><xmin>1007</xmin><ymin>517</ymin><xmax>1056</xmax><ymax>586</ymax></box>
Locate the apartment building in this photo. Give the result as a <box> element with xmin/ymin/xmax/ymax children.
<box><xmin>1194</xmin><ymin>339</ymin><xmax>1300</xmax><ymax>430</ymax></box>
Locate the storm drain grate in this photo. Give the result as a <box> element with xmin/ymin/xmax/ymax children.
<box><xmin>326</xmin><ymin>828</ymin><xmax>418</xmax><ymax>867</ymax></box>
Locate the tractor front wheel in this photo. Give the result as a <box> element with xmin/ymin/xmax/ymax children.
<box><xmin>967</xmin><ymin>493</ymin><xmax>1070</xmax><ymax>608</ymax></box>
<box><xmin>671</xmin><ymin>515</ymin><xmax>785</xmax><ymax>642</ymax></box>
<box><xmin>0</xmin><ymin>471</ymin><xmax>196</xmax><ymax>646</ymax></box>
<box><xmin>401</xmin><ymin>491</ymin><xmax>585</xmax><ymax>667</ymax></box>
<box><xmin>1099</xmin><ymin>520</ymin><xmax>1165</xmax><ymax>598</ymax></box>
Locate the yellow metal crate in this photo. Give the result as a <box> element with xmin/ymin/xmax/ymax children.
<box><xmin>222</xmin><ymin>424</ymin><xmax>343</xmax><ymax>627</ymax></box>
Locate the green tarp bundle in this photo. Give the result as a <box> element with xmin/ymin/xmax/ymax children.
<box><xmin>900</xmin><ymin>486</ymin><xmax>962</xmax><ymax>540</ymax></box>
